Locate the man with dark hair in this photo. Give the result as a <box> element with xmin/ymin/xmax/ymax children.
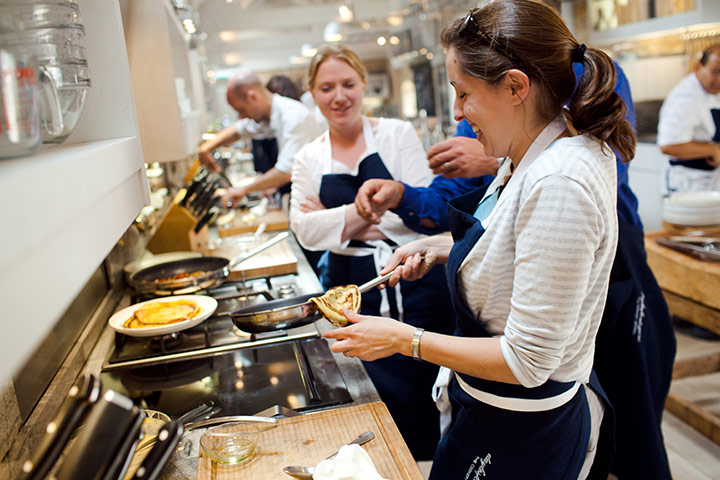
<box><xmin>658</xmin><ymin>44</ymin><xmax>720</xmax><ymax>193</ymax></box>
<box><xmin>197</xmin><ymin>71</ymin><xmax>321</xmax><ymax>203</ymax></box>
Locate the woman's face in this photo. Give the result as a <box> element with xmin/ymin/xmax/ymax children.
<box><xmin>446</xmin><ymin>47</ymin><xmax>514</xmax><ymax>159</ymax></box>
<box><xmin>312</xmin><ymin>57</ymin><xmax>366</xmax><ymax>128</ymax></box>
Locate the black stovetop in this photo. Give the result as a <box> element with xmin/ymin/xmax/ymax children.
<box><xmin>100</xmin><ymin>276</ymin><xmax>352</xmax><ymax>417</ymax></box>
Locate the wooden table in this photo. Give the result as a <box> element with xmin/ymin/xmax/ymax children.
<box><xmin>645</xmin><ymin>232</ymin><xmax>720</xmax><ymax>445</ymax></box>
<box><xmin>197</xmin><ymin>402</ymin><xmax>424</xmax><ymax>479</ymax></box>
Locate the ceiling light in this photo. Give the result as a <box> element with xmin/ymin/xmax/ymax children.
<box><xmin>377</xmin><ymin>36</ymin><xmax>387</xmax><ymax>46</ymax></box>
<box><xmin>388</xmin><ymin>15</ymin><xmax>403</xmax><ymax>27</ymax></box>
<box><xmin>360</xmin><ymin>21</ymin><xmax>372</xmax><ymax>30</ymax></box>
<box><xmin>324</xmin><ymin>21</ymin><xmax>343</xmax><ymax>42</ymax></box>
<box><xmin>389</xmin><ymin>35</ymin><xmax>399</xmax><ymax>45</ymax></box>
<box><xmin>219</xmin><ymin>31</ymin><xmax>237</xmax><ymax>42</ymax></box>
<box><xmin>290</xmin><ymin>55</ymin><xmax>310</xmax><ymax>65</ymax></box>
<box><xmin>182</xmin><ymin>18</ymin><xmax>196</xmax><ymax>34</ymax></box>
<box><xmin>301</xmin><ymin>44</ymin><xmax>317</xmax><ymax>58</ymax></box>
<box><xmin>338</xmin><ymin>1</ymin><xmax>354</xmax><ymax>23</ymax></box>
<box><xmin>223</xmin><ymin>52</ymin><xmax>243</xmax><ymax>65</ymax></box>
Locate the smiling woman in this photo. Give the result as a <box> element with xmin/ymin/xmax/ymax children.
<box><xmin>289</xmin><ymin>44</ymin><xmax>455</xmax><ymax>460</ymax></box>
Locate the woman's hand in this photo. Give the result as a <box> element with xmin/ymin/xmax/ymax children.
<box><xmin>298</xmin><ymin>195</ymin><xmax>325</xmax><ymax>213</ymax></box>
<box><xmin>380</xmin><ymin>234</ymin><xmax>454</xmax><ymax>286</ymax></box>
<box><xmin>323</xmin><ymin>309</ymin><xmax>415</xmax><ymax>361</ymax></box>
<box><xmin>351</xmin><ymin>224</ymin><xmax>385</xmax><ymax>242</ymax></box>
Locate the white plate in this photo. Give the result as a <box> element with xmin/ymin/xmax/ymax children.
<box><xmin>108</xmin><ymin>295</ymin><xmax>218</xmax><ymax>337</ymax></box>
<box><xmin>667</xmin><ymin>191</ymin><xmax>720</xmax><ymax>208</ymax></box>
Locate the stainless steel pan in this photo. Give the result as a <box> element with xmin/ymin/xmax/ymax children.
<box><xmin>129</xmin><ymin>232</ymin><xmax>289</xmax><ymax>296</ymax></box>
<box><xmin>229</xmin><ymin>269</ymin><xmax>397</xmax><ymax>333</ymax></box>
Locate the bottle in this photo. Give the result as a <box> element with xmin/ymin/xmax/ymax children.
<box><xmin>418</xmin><ymin>109</ymin><xmax>431</xmax><ymax>151</ymax></box>
<box><xmin>431</xmin><ymin>117</ymin><xmax>445</xmax><ymax>145</ymax></box>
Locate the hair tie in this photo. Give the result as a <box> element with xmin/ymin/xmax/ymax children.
<box><xmin>572</xmin><ymin>44</ymin><xmax>586</xmax><ymax>63</ymax></box>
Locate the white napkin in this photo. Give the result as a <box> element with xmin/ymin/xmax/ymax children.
<box><xmin>312</xmin><ymin>444</ymin><xmax>388</xmax><ymax>480</ymax></box>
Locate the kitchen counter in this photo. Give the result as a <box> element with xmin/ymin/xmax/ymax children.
<box><xmin>81</xmin><ymin>227</ymin><xmax>382</xmax><ymax>479</ymax></box>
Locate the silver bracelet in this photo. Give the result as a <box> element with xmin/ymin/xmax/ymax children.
<box><xmin>411</xmin><ymin>328</ymin><xmax>424</xmax><ymax>361</ymax></box>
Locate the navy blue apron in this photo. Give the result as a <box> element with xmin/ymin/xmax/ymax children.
<box><xmin>251</xmin><ymin>137</ymin><xmax>291</xmax><ymax>194</ymax></box>
<box><xmin>594</xmin><ymin>217</ymin><xmax>675</xmax><ymax>479</ymax></box>
<box><xmin>429</xmin><ymin>185</ymin><xmax>615</xmax><ymax>480</ymax></box>
<box><xmin>319</xmin><ymin>147</ymin><xmax>453</xmax><ymax>460</ymax></box>
<box><xmin>668</xmin><ymin>107</ymin><xmax>720</xmax><ymax>171</ymax></box>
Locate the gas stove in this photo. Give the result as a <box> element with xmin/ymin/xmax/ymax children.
<box><xmin>100</xmin><ymin>275</ymin><xmax>352</xmax><ymax>417</ymax></box>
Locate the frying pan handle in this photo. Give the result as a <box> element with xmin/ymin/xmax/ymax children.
<box><xmin>229</xmin><ymin>231</ymin><xmax>289</xmax><ymax>269</ymax></box>
<box><xmin>358</xmin><ymin>268</ymin><xmax>399</xmax><ymax>293</ymax></box>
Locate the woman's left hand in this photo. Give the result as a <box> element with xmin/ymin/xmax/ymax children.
<box><xmin>323</xmin><ymin>309</ymin><xmax>415</xmax><ymax>361</ymax></box>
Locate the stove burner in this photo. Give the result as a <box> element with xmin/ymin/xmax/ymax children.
<box><xmin>147</xmin><ymin>332</ymin><xmax>185</xmax><ymax>352</ymax></box>
<box><xmin>277</xmin><ymin>284</ymin><xmax>297</xmax><ymax>298</ymax></box>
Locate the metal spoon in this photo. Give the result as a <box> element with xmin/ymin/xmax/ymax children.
<box><xmin>282</xmin><ymin>431</ymin><xmax>375</xmax><ymax>479</ymax></box>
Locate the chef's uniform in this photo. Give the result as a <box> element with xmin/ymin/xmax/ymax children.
<box><xmin>290</xmin><ymin>117</ymin><xmax>454</xmax><ymax>459</ymax></box>
<box><xmin>657</xmin><ymin>73</ymin><xmax>720</xmax><ymax>193</ymax></box>
<box><xmin>430</xmin><ymin>117</ymin><xmax>617</xmax><ymax>479</ymax></box>
<box><xmin>234</xmin><ymin>93</ymin><xmax>322</xmax><ymax>193</ymax></box>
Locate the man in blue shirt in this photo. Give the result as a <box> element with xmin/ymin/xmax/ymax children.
<box><xmin>356</xmin><ymin>62</ymin><xmax>642</xmax><ymax>231</ymax></box>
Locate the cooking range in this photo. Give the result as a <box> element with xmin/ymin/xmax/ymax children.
<box><xmin>100</xmin><ymin>274</ymin><xmax>352</xmax><ymax>417</ymax></box>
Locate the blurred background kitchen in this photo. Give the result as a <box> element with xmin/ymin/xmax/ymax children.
<box><xmin>2</xmin><ymin>0</ymin><xmax>720</xmax><ymax>479</ymax></box>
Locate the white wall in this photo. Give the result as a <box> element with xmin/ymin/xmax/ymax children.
<box><xmin>618</xmin><ymin>54</ymin><xmax>687</xmax><ymax>101</ymax></box>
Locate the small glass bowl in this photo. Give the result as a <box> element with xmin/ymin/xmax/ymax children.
<box><xmin>200</xmin><ymin>417</ymin><xmax>278</xmax><ymax>465</ymax></box>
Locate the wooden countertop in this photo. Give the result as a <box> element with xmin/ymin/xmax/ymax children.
<box><xmin>197</xmin><ymin>402</ymin><xmax>423</xmax><ymax>479</ymax></box>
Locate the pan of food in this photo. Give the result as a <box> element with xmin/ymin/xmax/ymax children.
<box><xmin>229</xmin><ymin>269</ymin><xmax>396</xmax><ymax>333</ymax></box>
<box><xmin>128</xmin><ymin>232</ymin><xmax>289</xmax><ymax>296</ymax></box>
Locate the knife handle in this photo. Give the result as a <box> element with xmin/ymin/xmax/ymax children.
<box><xmin>20</xmin><ymin>374</ymin><xmax>101</xmax><ymax>480</ymax></box>
<box><xmin>55</xmin><ymin>390</ymin><xmax>143</xmax><ymax>480</ymax></box>
<box><xmin>130</xmin><ymin>421</ymin><xmax>184</xmax><ymax>480</ymax></box>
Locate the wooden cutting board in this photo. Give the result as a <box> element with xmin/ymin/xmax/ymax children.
<box><xmin>218</xmin><ymin>208</ymin><xmax>289</xmax><ymax>238</ymax></box>
<box><xmin>196</xmin><ymin>402</ymin><xmax>424</xmax><ymax>480</ymax></box>
<box><xmin>208</xmin><ymin>236</ymin><xmax>297</xmax><ymax>280</ymax></box>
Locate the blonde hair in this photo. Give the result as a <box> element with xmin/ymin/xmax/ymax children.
<box><xmin>307</xmin><ymin>44</ymin><xmax>367</xmax><ymax>88</ymax></box>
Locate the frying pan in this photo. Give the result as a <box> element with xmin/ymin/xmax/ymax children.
<box><xmin>229</xmin><ymin>269</ymin><xmax>397</xmax><ymax>333</ymax></box>
<box><xmin>129</xmin><ymin>232</ymin><xmax>289</xmax><ymax>296</ymax></box>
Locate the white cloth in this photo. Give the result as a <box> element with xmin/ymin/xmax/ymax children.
<box><xmin>458</xmin><ymin>115</ymin><xmax>618</xmax><ymax>388</ymax></box>
<box><xmin>290</xmin><ymin>116</ymin><xmax>434</xmax><ymax>252</ymax></box>
<box><xmin>234</xmin><ymin>93</ymin><xmax>322</xmax><ymax>173</ymax></box>
<box><xmin>313</xmin><ymin>445</ymin><xmax>388</xmax><ymax>480</ymax></box>
<box><xmin>657</xmin><ymin>73</ymin><xmax>720</xmax><ymax>193</ymax></box>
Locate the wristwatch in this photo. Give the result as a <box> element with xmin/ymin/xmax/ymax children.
<box><xmin>411</xmin><ymin>328</ymin><xmax>424</xmax><ymax>361</ymax></box>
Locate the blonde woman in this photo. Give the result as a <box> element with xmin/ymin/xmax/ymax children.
<box><xmin>289</xmin><ymin>44</ymin><xmax>453</xmax><ymax>459</ymax></box>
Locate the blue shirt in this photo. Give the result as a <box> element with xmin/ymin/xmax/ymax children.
<box><xmin>392</xmin><ymin>61</ymin><xmax>642</xmax><ymax>233</ymax></box>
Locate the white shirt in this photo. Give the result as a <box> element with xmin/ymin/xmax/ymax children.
<box><xmin>234</xmin><ymin>93</ymin><xmax>322</xmax><ymax>173</ymax></box>
<box><xmin>657</xmin><ymin>73</ymin><xmax>720</xmax><ymax>147</ymax></box>
<box><xmin>290</xmin><ymin>117</ymin><xmax>433</xmax><ymax>253</ymax></box>
<box><xmin>459</xmin><ymin>134</ymin><xmax>618</xmax><ymax>388</ymax></box>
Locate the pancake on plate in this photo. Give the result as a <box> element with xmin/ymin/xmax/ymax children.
<box><xmin>124</xmin><ymin>298</ymin><xmax>203</xmax><ymax>329</ymax></box>
<box><xmin>310</xmin><ymin>285</ymin><xmax>361</xmax><ymax>327</ymax></box>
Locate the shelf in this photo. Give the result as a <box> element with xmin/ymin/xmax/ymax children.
<box><xmin>589</xmin><ymin>0</ymin><xmax>720</xmax><ymax>45</ymax></box>
<box><xmin>0</xmin><ymin>0</ymin><xmax>148</xmax><ymax>381</ymax></box>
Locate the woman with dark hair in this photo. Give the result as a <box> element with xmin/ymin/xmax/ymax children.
<box><xmin>266</xmin><ymin>74</ymin><xmax>301</xmax><ymax>101</ymax></box>
<box><xmin>324</xmin><ymin>1</ymin><xmax>634</xmax><ymax>478</ymax></box>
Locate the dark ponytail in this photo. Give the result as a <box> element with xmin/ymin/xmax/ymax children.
<box><xmin>568</xmin><ymin>47</ymin><xmax>635</xmax><ymax>163</ymax></box>
<box><xmin>440</xmin><ymin>0</ymin><xmax>635</xmax><ymax>163</ymax></box>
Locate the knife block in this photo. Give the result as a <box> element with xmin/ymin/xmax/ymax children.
<box><xmin>146</xmin><ymin>202</ymin><xmax>208</xmax><ymax>254</ymax></box>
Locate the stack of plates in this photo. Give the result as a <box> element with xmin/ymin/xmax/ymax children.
<box><xmin>662</xmin><ymin>191</ymin><xmax>720</xmax><ymax>226</ymax></box>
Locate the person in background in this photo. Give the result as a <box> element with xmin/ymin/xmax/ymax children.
<box><xmin>329</xmin><ymin>1</ymin><xmax>630</xmax><ymax>477</ymax></box>
<box><xmin>196</xmin><ymin>71</ymin><xmax>321</xmax><ymax>204</ymax></box>
<box><xmin>289</xmin><ymin>44</ymin><xmax>454</xmax><ymax>460</ymax></box>
<box><xmin>657</xmin><ymin>44</ymin><xmax>720</xmax><ymax>194</ymax></box>
<box><xmin>355</xmin><ymin>2</ymin><xmax>675</xmax><ymax>477</ymax></box>
<box><xmin>266</xmin><ymin>74</ymin><xmax>301</xmax><ymax>101</ymax></box>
